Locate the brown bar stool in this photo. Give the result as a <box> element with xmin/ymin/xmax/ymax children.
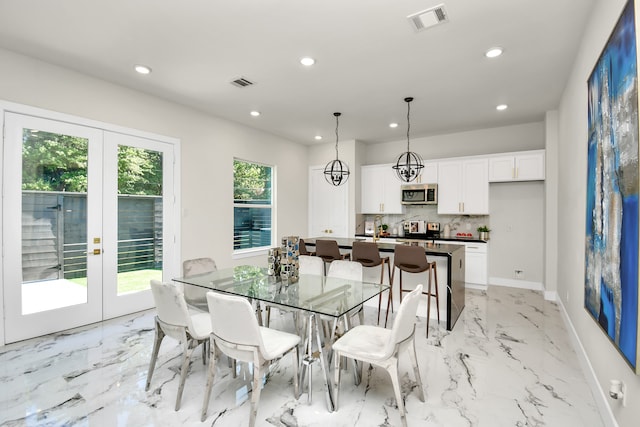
<box><xmin>299</xmin><ymin>238</ymin><xmax>316</xmax><ymax>256</ymax></box>
<box><xmin>390</xmin><ymin>244</ymin><xmax>439</xmax><ymax>337</ymax></box>
<box><xmin>351</xmin><ymin>241</ymin><xmax>393</xmax><ymax>327</ymax></box>
<box><xmin>315</xmin><ymin>239</ymin><xmax>350</xmax><ymax>275</ymax></box>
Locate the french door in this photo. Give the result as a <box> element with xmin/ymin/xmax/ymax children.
<box><xmin>2</xmin><ymin>112</ymin><xmax>177</xmax><ymax>343</ymax></box>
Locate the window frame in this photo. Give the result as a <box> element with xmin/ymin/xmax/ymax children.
<box><xmin>232</xmin><ymin>158</ymin><xmax>275</xmax><ymax>257</ymax></box>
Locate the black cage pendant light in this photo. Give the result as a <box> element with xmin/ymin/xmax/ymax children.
<box><xmin>392</xmin><ymin>97</ymin><xmax>424</xmax><ymax>182</ymax></box>
<box><xmin>324</xmin><ymin>112</ymin><xmax>350</xmax><ymax>186</ymax></box>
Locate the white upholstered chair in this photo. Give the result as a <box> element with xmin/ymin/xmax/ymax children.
<box><xmin>201</xmin><ymin>291</ymin><xmax>301</xmax><ymax>425</ymax></box>
<box><xmin>299</xmin><ymin>254</ymin><xmax>324</xmax><ymax>275</ymax></box>
<box><xmin>332</xmin><ymin>285</ymin><xmax>425</xmax><ymax>427</ymax></box>
<box><xmin>327</xmin><ymin>260</ymin><xmax>365</xmax><ymax>329</ymax></box>
<box><xmin>182</xmin><ymin>257</ymin><xmax>217</xmax><ymax>312</ymax></box>
<box><xmin>264</xmin><ymin>254</ymin><xmax>324</xmax><ymax>328</ymax></box>
<box><xmin>146</xmin><ymin>280</ymin><xmax>212</xmax><ymax>411</ymax></box>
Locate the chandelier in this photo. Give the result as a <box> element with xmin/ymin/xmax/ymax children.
<box><xmin>324</xmin><ymin>112</ymin><xmax>350</xmax><ymax>186</ymax></box>
<box><xmin>392</xmin><ymin>97</ymin><xmax>424</xmax><ymax>182</ymax></box>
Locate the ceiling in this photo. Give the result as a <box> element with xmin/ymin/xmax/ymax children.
<box><xmin>0</xmin><ymin>0</ymin><xmax>595</xmax><ymax>145</ymax></box>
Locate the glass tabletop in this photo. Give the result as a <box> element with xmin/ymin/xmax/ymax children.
<box><xmin>173</xmin><ymin>265</ymin><xmax>388</xmax><ymax>318</ymax></box>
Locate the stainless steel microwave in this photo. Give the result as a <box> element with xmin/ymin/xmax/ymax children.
<box><xmin>401</xmin><ymin>184</ymin><xmax>438</xmax><ymax>205</ymax></box>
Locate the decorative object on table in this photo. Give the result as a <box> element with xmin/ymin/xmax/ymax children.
<box><xmin>477</xmin><ymin>225</ymin><xmax>490</xmax><ymax>240</ymax></box>
<box><xmin>443</xmin><ymin>223</ymin><xmax>451</xmax><ymax>238</ymax></box>
<box><xmin>267</xmin><ymin>247</ymin><xmax>281</xmax><ymax>276</ymax></box>
<box><xmin>392</xmin><ymin>97</ymin><xmax>424</xmax><ymax>182</ymax></box>
<box><xmin>280</xmin><ymin>236</ymin><xmax>300</xmax><ymax>282</ymax></box>
<box><xmin>585</xmin><ymin>0</ymin><xmax>639</xmax><ymax>373</ymax></box>
<box><xmin>324</xmin><ymin>112</ymin><xmax>350</xmax><ymax>186</ymax></box>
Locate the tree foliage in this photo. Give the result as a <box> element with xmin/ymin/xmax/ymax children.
<box><xmin>21</xmin><ymin>130</ymin><xmax>162</xmax><ymax>195</ymax></box>
<box><xmin>234</xmin><ymin>159</ymin><xmax>272</xmax><ymax>203</ymax></box>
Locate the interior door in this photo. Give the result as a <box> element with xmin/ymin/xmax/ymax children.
<box><xmin>3</xmin><ymin>113</ymin><xmax>104</xmax><ymax>342</ymax></box>
<box><xmin>308</xmin><ymin>166</ymin><xmax>348</xmax><ymax>237</ymax></box>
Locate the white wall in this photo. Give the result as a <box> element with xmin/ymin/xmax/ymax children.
<box><xmin>489</xmin><ymin>181</ymin><xmax>545</xmax><ymax>284</ymax></box>
<box><xmin>557</xmin><ymin>1</ymin><xmax>640</xmax><ymax>426</ymax></box>
<box><xmin>364</xmin><ymin>121</ymin><xmax>545</xmax><ymax>165</ymax></box>
<box><xmin>0</xmin><ymin>48</ymin><xmax>309</xmax><ymax>270</ymax></box>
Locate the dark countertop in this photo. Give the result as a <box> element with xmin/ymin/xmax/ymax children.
<box><xmin>354</xmin><ymin>233</ymin><xmax>488</xmax><ymax>244</ymax></box>
<box><xmin>304</xmin><ymin>237</ymin><xmax>465</xmax><ymax>257</ymax></box>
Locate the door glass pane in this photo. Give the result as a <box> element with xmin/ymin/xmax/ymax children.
<box><xmin>117</xmin><ymin>146</ymin><xmax>163</xmax><ymax>295</ymax></box>
<box><xmin>21</xmin><ymin>129</ymin><xmax>89</xmax><ymax>314</ymax></box>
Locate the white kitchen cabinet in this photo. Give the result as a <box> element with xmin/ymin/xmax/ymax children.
<box><xmin>361</xmin><ymin>164</ymin><xmax>405</xmax><ymax>214</ymax></box>
<box><xmin>436</xmin><ymin>240</ymin><xmax>487</xmax><ymax>285</ymax></box>
<box><xmin>437</xmin><ymin>158</ymin><xmax>489</xmax><ymax>215</ymax></box>
<box><xmin>464</xmin><ymin>242</ymin><xmax>488</xmax><ymax>285</ymax></box>
<box><xmin>488</xmin><ymin>150</ymin><xmax>545</xmax><ymax>182</ymax></box>
<box><xmin>415</xmin><ymin>161</ymin><xmax>438</xmax><ymax>183</ymax></box>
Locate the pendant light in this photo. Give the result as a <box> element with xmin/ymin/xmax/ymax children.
<box><xmin>392</xmin><ymin>97</ymin><xmax>424</xmax><ymax>182</ymax></box>
<box><xmin>324</xmin><ymin>112</ymin><xmax>350</xmax><ymax>186</ymax></box>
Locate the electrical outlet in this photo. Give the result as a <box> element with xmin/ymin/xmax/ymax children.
<box><xmin>514</xmin><ymin>270</ymin><xmax>524</xmax><ymax>279</ymax></box>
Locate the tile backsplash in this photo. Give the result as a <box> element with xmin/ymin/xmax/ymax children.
<box><xmin>357</xmin><ymin>205</ymin><xmax>489</xmax><ymax>236</ymax></box>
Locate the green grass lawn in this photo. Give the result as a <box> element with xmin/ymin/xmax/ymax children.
<box><xmin>68</xmin><ymin>269</ymin><xmax>162</xmax><ymax>294</ymax></box>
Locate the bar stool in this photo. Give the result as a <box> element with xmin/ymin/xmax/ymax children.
<box><xmin>315</xmin><ymin>239</ymin><xmax>350</xmax><ymax>275</ymax></box>
<box><xmin>351</xmin><ymin>241</ymin><xmax>393</xmax><ymax>327</ymax></box>
<box><xmin>299</xmin><ymin>238</ymin><xmax>316</xmax><ymax>256</ymax></box>
<box><xmin>390</xmin><ymin>244</ymin><xmax>440</xmax><ymax>337</ymax></box>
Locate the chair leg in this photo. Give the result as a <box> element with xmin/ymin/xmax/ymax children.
<box><xmin>201</xmin><ymin>339</ymin><xmax>218</xmax><ymax>422</ymax></box>
<box><xmin>175</xmin><ymin>339</ymin><xmax>195</xmax><ymax>411</ymax></box>
<box><xmin>377</xmin><ymin>262</ymin><xmax>385</xmax><ymax>325</ymax></box>
<box><xmin>426</xmin><ymin>267</ymin><xmax>432</xmax><ymax>338</ymax></box>
<box><xmin>387</xmin><ymin>362</ymin><xmax>408</xmax><ymax>427</ymax></box>
<box><xmin>145</xmin><ymin>319</ymin><xmax>165</xmax><ymax>391</ymax></box>
<box><xmin>385</xmin><ymin>266</ymin><xmax>395</xmax><ymax>328</ymax></box>
<box><xmin>408</xmin><ymin>340</ymin><xmax>425</xmax><ymax>402</ymax></box>
<box><xmin>433</xmin><ymin>264</ymin><xmax>440</xmax><ymax>324</ymax></box>
<box><xmin>265</xmin><ymin>306</ymin><xmax>271</xmax><ymax>328</ymax></box>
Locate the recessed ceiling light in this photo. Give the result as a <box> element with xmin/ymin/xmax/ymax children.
<box><xmin>315</xmin><ymin>135</ymin><xmax>323</xmax><ymax>140</ymax></box>
<box><xmin>300</xmin><ymin>57</ymin><xmax>315</xmax><ymax>66</ymax></box>
<box><xmin>389</xmin><ymin>123</ymin><xmax>399</xmax><ymax>128</ymax></box>
<box><xmin>134</xmin><ymin>64</ymin><xmax>152</xmax><ymax>74</ymax></box>
<box><xmin>485</xmin><ymin>47</ymin><xmax>503</xmax><ymax>58</ymax></box>
<box><xmin>250</xmin><ymin>111</ymin><xmax>261</xmax><ymax>117</ymax></box>
<box><xmin>496</xmin><ymin>104</ymin><xmax>508</xmax><ymax>111</ymax></box>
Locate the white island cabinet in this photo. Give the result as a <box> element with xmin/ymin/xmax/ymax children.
<box><xmin>437</xmin><ymin>158</ymin><xmax>489</xmax><ymax>215</ymax></box>
<box><xmin>361</xmin><ymin>164</ymin><xmax>405</xmax><ymax>214</ymax></box>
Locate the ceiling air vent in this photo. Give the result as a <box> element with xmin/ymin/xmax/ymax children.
<box><xmin>408</xmin><ymin>4</ymin><xmax>449</xmax><ymax>32</ymax></box>
<box><xmin>230</xmin><ymin>77</ymin><xmax>254</xmax><ymax>88</ymax></box>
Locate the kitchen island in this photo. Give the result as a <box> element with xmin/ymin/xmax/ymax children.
<box><xmin>303</xmin><ymin>237</ymin><xmax>465</xmax><ymax>331</ymax></box>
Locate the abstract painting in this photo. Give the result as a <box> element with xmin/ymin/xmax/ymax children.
<box><xmin>585</xmin><ymin>0</ymin><xmax>639</xmax><ymax>372</ymax></box>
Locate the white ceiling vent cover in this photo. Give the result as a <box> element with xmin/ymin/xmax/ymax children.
<box><xmin>230</xmin><ymin>77</ymin><xmax>254</xmax><ymax>88</ymax></box>
<box><xmin>408</xmin><ymin>4</ymin><xmax>449</xmax><ymax>32</ymax></box>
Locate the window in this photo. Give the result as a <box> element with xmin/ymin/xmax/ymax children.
<box><xmin>233</xmin><ymin>159</ymin><xmax>273</xmax><ymax>251</ymax></box>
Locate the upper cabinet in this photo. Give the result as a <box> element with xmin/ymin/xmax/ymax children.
<box><xmin>488</xmin><ymin>150</ymin><xmax>545</xmax><ymax>182</ymax></box>
<box><xmin>417</xmin><ymin>160</ymin><xmax>438</xmax><ymax>183</ymax></box>
<box><xmin>361</xmin><ymin>164</ymin><xmax>405</xmax><ymax>214</ymax></box>
<box><xmin>437</xmin><ymin>158</ymin><xmax>489</xmax><ymax>215</ymax></box>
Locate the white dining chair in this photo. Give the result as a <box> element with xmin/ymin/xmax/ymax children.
<box><xmin>332</xmin><ymin>284</ymin><xmax>425</xmax><ymax>427</ymax></box>
<box><xmin>146</xmin><ymin>280</ymin><xmax>212</xmax><ymax>411</ymax></box>
<box><xmin>299</xmin><ymin>254</ymin><xmax>324</xmax><ymax>275</ymax></box>
<box><xmin>182</xmin><ymin>257</ymin><xmax>217</xmax><ymax>312</ymax></box>
<box><xmin>327</xmin><ymin>260</ymin><xmax>365</xmax><ymax>330</ymax></box>
<box><xmin>201</xmin><ymin>291</ymin><xmax>301</xmax><ymax>425</ymax></box>
<box><xmin>264</xmin><ymin>254</ymin><xmax>324</xmax><ymax>328</ymax></box>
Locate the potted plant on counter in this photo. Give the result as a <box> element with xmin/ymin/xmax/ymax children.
<box><xmin>477</xmin><ymin>225</ymin><xmax>491</xmax><ymax>240</ymax></box>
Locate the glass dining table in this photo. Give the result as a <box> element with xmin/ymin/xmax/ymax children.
<box><xmin>173</xmin><ymin>265</ymin><xmax>388</xmax><ymax>412</ymax></box>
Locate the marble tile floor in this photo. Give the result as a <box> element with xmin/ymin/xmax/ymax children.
<box><xmin>0</xmin><ymin>286</ymin><xmax>604</xmax><ymax>427</ymax></box>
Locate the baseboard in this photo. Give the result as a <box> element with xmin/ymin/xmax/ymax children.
<box><xmin>556</xmin><ymin>298</ymin><xmax>618</xmax><ymax>427</ymax></box>
<box><xmin>489</xmin><ymin>276</ymin><xmax>543</xmax><ymax>291</ymax></box>
<box><xmin>465</xmin><ymin>283</ymin><xmax>488</xmax><ymax>291</ymax></box>
<box><xmin>544</xmin><ymin>290</ymin><xmax>557</xmax><ymax>302</ymax></box>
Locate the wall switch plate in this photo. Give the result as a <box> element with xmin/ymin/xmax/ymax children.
<box><xmin>515</xmin><ymin>270</ymin><xmax>524</xmax><ymax>279</ymax></box>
